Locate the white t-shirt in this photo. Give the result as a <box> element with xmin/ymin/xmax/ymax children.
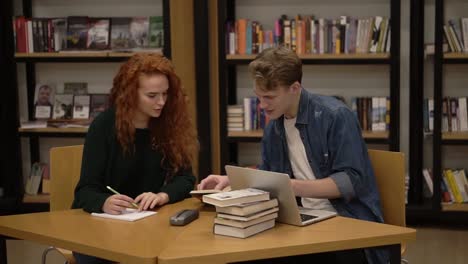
<box><xmin>284</xmin><ymin>117</ymin><xmax>336</xmax><ymax>212</ymax></box>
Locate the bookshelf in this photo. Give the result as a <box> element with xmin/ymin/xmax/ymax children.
<box><xmin>14</xmin><ymin>52</ymin><xmax>159</xmax><ymax>62</ymax></box>
<box><xmin>433</xmin><ymin>0</ymin><xmax>468</xmax><ymax>216</ymax></box>
<box><xmin>227</xmin><ymin>130</ymin><xmax>389</xmax><ymax>142</ymax></box>
<box><xmin>2</xmin><ymin>0</ymin><xmax>207</xmax><ymax>213</ymax></box>
<box><xmin>212</xmin><ymin>0</ymin><xmax>401</xmax><ymax>173</ymax></box>
<box><xmin>22</xmin><ymin>193</ymin><xmax>50</xmax><ymax>204</ymax></box>
<box><xmin>14</xmin><ymin>0</ymin><xmax>170</xmax><ymax>173</ymax></box>
<box><xmin>226</xmin><ymin>53</ymin><xmax>391</xmax><ymax>64</ymax></box>
<box><xmin>408</xmin><ymin>0</ymin><xmax>468</xmax><ymax>224</ymax></box>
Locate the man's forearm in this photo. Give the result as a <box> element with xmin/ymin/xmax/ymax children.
<box><xmin>290</xmin><ymin>178</ymin><xmax>341</xmax><ymax>199</ymax></box>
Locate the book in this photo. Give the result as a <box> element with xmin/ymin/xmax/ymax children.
<box><xmin>67</xmin><ymin>16</ymin><xmax>89</xmax><ymax>50</ymax></box>
<box><xmin>214</xmin><ymin>219</ymin><xmax>275</xmax><ymax>238</ymax></box>
<box><xmin>215</xmin><ymin>198</ymin><xmax>278</xmax><ymax>216</ymax></box>
<box><xmin>217</xmin><ymin>207</ymin><xmax>279</xmax><ymax>222</ymax></box>
<box><xmin>111</xmin><ymin>17</ymin><xmax>132</xmax><ymax>50</ymax></box>
<box><xmin>20</xmin><ymin>120</ymin><xmax>47</xmax><ymax>129</ymax></box>
<box><xmin>90</xmin><ymin>94</ymin><xmax>110</xmax><ymax>119</ymax></box>
<box><xmin>130</xmin><ymin>17</ymin><xmax>149</xmax><ymax>48</ymax></box>
<box><xmin>64</xmin><ymin>82</ymin><xmax>88</xmax><ymax>95</ymax></box>
<box><xmin>34</xmin><ymin>84</ymin><xmax>55</xmax><ymax>119</ymax></box>
<box><xmin>190</xmin><ymin>186</ymin><xmax>232</xmax><ymax>198</ymax></box>
<box><xmin>214</xmin><ymin>212</ymin><xmax>278</xmax><ymax>229</ymax></box>
<box><xmin>149</xmin><ymin>16</ymin><xmax>164</xmax><ymax>48</ymax></box>
<box><xmin>86</xmin><ymin>18</ymin><xmax>110</xmax><ymax>50</ymax></box>
<box><xmin>51</xmin><ymin>18</ymin><xmax>67</xmax><ymax>51</ymax></box>
<box><xmin>91</xmin><ymin>208</ymin><xmax>157</xmax><ymax>222</ymax></box>
<box><xmin>52</xmin><ymin>94</ymin><xmax>74</xmax><ymax>119</ymax></box>
<box><xmin>25</xmin><ymin>162</ymin><xmax>45</xmax><ymax>195</ymax></box>
<box><xmin>190</xmin><ymin>189</ymin><xmax>222</xmax><ymax>196</ymax></box>
<box><xmin>202</xmin><ymin>188</ymin><xmax>269</xmax><ymax>207</ymax></box>
<box><xmin>422</xmin><ymin>168</ymin><xmax>433</xmax><ymax>196</ymax></box>
<box><xmin>41</xmin><ymin>163</ymin><xmax>50</xmax><ymax>194</ymax></box>
<box><xmin>73</xmin><ymin>95</ymin><xmax>91</xmax><ymax>119</ymax></box>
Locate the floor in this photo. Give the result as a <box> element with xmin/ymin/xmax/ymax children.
<box><xmin>404</xmin><ymin>226</ymin><xmax>468</xmax><ymax>264</ymax></box>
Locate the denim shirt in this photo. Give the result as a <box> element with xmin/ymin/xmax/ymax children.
<box><xmin>260</xmin><ymin>89</ymin><xmax>389</xmax><ymax>264</ymax></box>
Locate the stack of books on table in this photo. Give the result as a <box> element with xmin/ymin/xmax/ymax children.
<box><xmin>202</xmin><ymin>188</ymin><xmax>279</xmax><ymax>238</ymax></box>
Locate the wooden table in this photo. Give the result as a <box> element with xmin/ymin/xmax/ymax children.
<box><xmin>0</xmin><ymin>198</ymin><xmax>416</xmax><ymax>264</ymax></box>
<box><xmin>0</xmin><ymin>198</ymin><xmax>203</xmax><ymax>264</ymax></box>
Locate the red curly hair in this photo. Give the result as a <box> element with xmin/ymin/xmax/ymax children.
<box><xmin>110</xmin><ymin>53</ymin><xmax>198</xmax><ymax>177</ymax></box>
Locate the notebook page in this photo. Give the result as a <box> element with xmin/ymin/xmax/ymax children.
<box><xmin>91</xmin><ymin>208</ymin><xmax>157</xmax><ymax>221</ymax></box>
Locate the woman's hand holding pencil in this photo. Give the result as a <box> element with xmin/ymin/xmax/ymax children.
<box><xmin>102</xmin><ymin>186</ymin><xmax>139</xmax><ymax>215</ymax></box>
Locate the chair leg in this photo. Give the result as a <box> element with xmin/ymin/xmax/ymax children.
<box><xmin>41</xmin><ymin>246</ymin><xmax>57</xmax><ymax>264</ymax></box>
<box><xmin>41</xmin><ymin>246</ymin><xmax>69</xmax><ymax>264</ymax></box>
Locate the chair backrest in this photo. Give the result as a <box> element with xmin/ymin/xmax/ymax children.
<box><xmin>368</xmin><ymin>149</ymin><xmax>406</xmax><ymax>228</ymax></box>
<box><xmin>49</xmin><ymin>145</ymin><xmax>84</xmax><ymax>211</ymax></box>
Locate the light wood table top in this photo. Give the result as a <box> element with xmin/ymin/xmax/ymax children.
<box><xmin>159</xmin><ymin>212</ymin><xmax>416</xmax><ymax>264</ymax></box>
<box><xmin>0</xmin><ymin>198</ymin><xmax>203</xmax><ymax>264</ymax></box>
<box><xmin>0</xmin><ymin>198</ymin><xmax>416</xmax><ymax>264</ymax></box>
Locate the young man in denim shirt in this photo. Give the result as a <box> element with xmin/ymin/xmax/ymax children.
<box><xmin>199</xmin><ymin>47</ymin><xmax>388</xmax><ymax>264</ymax></box>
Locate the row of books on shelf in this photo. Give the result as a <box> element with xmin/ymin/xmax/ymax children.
<box><xmin>443</xmin><ymin>18</ymin><xmax>468</xmax><ymax>53</ymax></box>
<box><xmin>423</xmin><ymin>168</ymin><xmax>468</xmax><ymax>204</ymax></box>
<box><xmin>226</xmin><ymin>15</ymin><xmax>390</xmax><ymax>56</ymax></box>
<box><xmin>13</xmin><ymin>16</ymin><xmax>163</xmax><ymax>53</ymax></box>
<box><xmin>35</xmin><ymin>84</ymin><xmax>109</xmax><ymax>121</ymax></box>
<box><xmin>227</xmin><ymin>99</ymin><xmax>271</xmax><ymax>132</ymax></box>
<box><xmin>21</xmin><ymin>82</ymin><xmax>110</xmax><ymax>129</ymax></box>
<box><xmin>20</xmin><ymin>119</ymin><xmax>93</xmax><ymax>129</ymax></box>
<box><xmin>202</xmin><ymin>188</ymin><xmax>279</xmax><ymax>238</ymax></box>
<box><xmin>423</xmin><ymin>97</ymin><xmax>468</xmax><ymax>133</ymax></box>
<box><xmin>25</xmin><ymin>162</ymin><xmax>50</xmax><ymax>196</ymax></box>
<box><xmin>351</xmin><ymin>97</ymin><xmax>389</xmax><ymax>132</ymax></box>
<box><xmin>228</xmin><ymin>96</ymin><xmax>389</xmax><ymax>132</ymax></box>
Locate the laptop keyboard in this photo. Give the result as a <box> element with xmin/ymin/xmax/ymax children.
<box><xmin>300</xmin><ymin>214</ymin><xmax>318</xmax><ymax>222</ymax></box>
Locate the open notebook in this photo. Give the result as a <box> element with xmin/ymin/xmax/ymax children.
<box><xmin>91</xmin><ymin>208</ymin><xmax>157</xmax><ymax>221</ymax></box>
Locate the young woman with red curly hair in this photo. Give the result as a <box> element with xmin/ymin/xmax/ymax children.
<box><xmin>73</xmin><ymin>53</ymin><xmax>198</xmax><ymax>214</ymax></box>
<box><xmin>72</xmin><ymin>53</ymin><xmax>198</xmax><ymax>263</ymax></box>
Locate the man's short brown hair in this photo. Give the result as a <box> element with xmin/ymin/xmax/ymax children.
<box><xmin>248</xmin><ymin>47</ymin><xmax>302</xmax><ymax>91</ymax></box>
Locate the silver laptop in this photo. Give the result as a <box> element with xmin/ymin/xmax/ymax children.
<box><xmin>225</xmin><ymin>165</ymin><xmax>337</xmax><ymax>226</ymax></box>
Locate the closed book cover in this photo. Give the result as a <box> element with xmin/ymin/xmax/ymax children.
<box><xmin>111</xmin><ymin>17</ymin><xmax>132</xmax><ymax>50</ymax></box>
<box><xmin>214</xmin><ymin>212</ymin><xmax>278</xmax><ymax>229</ymax></box>
<box><xmin>86</xmin><ymin>18</ymin><xmax>110</xmax><ymax>50</ymax></box>
<box><xmin>215</xmin><ymin>198</ymin><xmax>278</xmax><ymax>216</ymax></box>
<box><xmin>202</xmin><ymin>188</ymin><xmax>269</xmax><ymax>207</ymax></box>
<box><xmin>91</xmin><ymin>209</ymin><xmax>156</xmax><ymax>222</ymax></box>
<box><xmin>216</xmin><ymin>207</ymin><xmax>279</xmax><ymax>222</ymax></box>
<box><xmin>67</xmin><ymin>16</ymin><xmax>89</xmax><ymax>50</ymax></box>
<box><xmin>190</xmin><ymin>189</ymin><xmax>222</xmax><ymax>198</ymax></box>
<box><xmin>149</xmin><ymin>16</ymin><xmax>164</xmax><ymax>48</ymax></box>
<box><xmin>214</xmin><ymin>219</ymin><xmax>275</xmax><ymax>238</ymax></box>
<box><xmin>25</xmin><ymin>162</ymin><xmax>44</xmax><ymax>195</ymax></box>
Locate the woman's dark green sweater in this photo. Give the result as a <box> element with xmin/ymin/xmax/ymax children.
<box><xmin>72</xmin><ymin>108</ymin><xmax>196</xmax><ymax>213</ymax></box>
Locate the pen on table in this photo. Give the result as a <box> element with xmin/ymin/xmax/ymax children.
<box><xmin>106</xmin><ymin>186</ymin><xmax>139</xmax><ymax>209</ymax></box>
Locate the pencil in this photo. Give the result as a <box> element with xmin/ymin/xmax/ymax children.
<box><xmin>106</xmin><ymin>186</ymin><xmax>139</xmax><ymax>209</ymax></box>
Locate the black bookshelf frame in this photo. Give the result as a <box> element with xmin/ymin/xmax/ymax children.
<box><xmin>407</xmin><ymin>0</ymin><xmax>468</xmax><ymax>224</ymax></box>
<box><xmin>217</xmin><ymin>0</ymin><xmax>401</xmax><ymax>171</ymax></box>
<box><xmin>194</xmin><ymin>0</ymin><xmax>212</xmax><ymax>179</ymax></box>
<box><xmin>433</xmin><ymin>0</ymin><xmax>468</xmax><ymax>220</ymax></box>
<box><xmin>408</xmin><ymin>0</ymin><xmax>425</xmax><ymax>206</ymax></box>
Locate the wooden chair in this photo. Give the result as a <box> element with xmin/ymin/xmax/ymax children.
<box><xmin>42</xmin><ymin>145</ymin><xmax>84</xmax><ymax>264</ymax></box>
<box><xmin>368</xmin><ymin>149</ymin><xmax>408</xmax><ymax>264</ymax></box>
